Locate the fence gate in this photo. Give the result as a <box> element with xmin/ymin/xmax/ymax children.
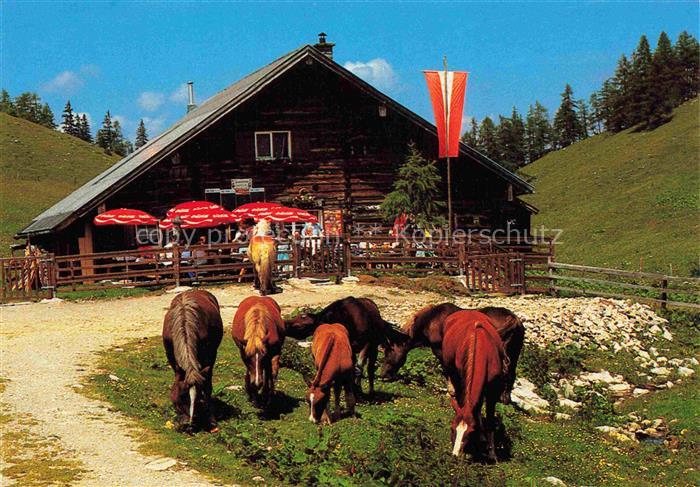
<box><xmin>293</xmin><ymin>238</ymin><xmax>345</xmax><ymax>280</ymax></box>
<box><xmin>461</xmin><ymin>252</ymin><xmax>525</xmax><ymax>294</ymax></box>
<box><xmin>1</xmin><ymin>254</ymin><xmax>56</xmax><ymax>301</ymax></box>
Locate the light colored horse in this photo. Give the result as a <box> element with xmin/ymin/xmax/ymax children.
<box><xmin>231</xmin><ymin>296</ymin><xmax>286</xmax><ymax>408</ymax></box>
<box><xmin>248</xmin><ymin>219</ymin><xmax>278</xmax><ymax>295</ymax></box>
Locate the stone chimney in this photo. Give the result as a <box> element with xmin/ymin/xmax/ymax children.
<box><xmin>314</xmin><ymin>32</ymin><xmax>334</xmax><ymax>59</ymax></box>
<box><xmin>187</xmin><ymin>81</ymin><xmax>196</xmax><ymax>113</ymax></box>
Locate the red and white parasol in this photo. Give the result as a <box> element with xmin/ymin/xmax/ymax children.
<box><xmin>159</xmin><ymin>201</ymin><xmax>236</xmax><ymax>229</ymax></box>
<box><xmin>94</xmin><ymin>208</ymin><xmax>158</xmax><ymax>226</ymax></box>
<box><xmin>256</xmin><ymin>206</ymin><xmax>318</xmax><ymax>223</ymax></box>
<box><xmin>230</xmin><ymin>202</ymin><xmax>282</xmax><ymax>221</ymax></box>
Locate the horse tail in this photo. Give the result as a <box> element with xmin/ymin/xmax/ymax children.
<box><xmin>312</xmin><ymin>335</ymin><xmax>335</xmax><ymax>387</ymax></box>
<box><xmin>244</xmin><ymin>304</ymin><xmax>268</xmax><ymax>357</ymax></box>
<box><xmin>251</xmin><ymin>237</ymin><xmax>275</xmax><ymax>294</ymax></box>
<box><xmin>171</xmin><ymin>295</ymin><xmax>204</xmax><ymax>386</ymax></box>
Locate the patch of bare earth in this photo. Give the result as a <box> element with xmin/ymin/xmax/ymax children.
<box><xmin>0</xmin><ymin>280</ymin><xmax>438</xmax><ymax>486</ymax></box>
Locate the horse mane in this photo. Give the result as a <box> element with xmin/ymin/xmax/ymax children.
<box><xmin>402</xmin><ymin>304</ymin><xmax>434</xmax><ymax>336</ymax></box>
<box><xmin>243</xmin><ymin>303</ymin><xmax>270</xmax><ymax>357</ymax></box>
<box><xmin>462</xmin><ymin>323</ymin><xmax>481</xmax><ymax>409</ymax></box>
<box><xmin>170</xmin><ymin>293</ymin><xmax>205</xmax><ymax>386</ymax></box>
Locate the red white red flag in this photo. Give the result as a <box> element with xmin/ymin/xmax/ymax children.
<box><xmin>423</xmin><ymin>70</ymin><xmax>469</xmax><ymax>158</ymax></box>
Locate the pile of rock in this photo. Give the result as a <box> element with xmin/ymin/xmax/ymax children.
<box><xmin>453</xmin><ymin>296</ymin><xmax>672</xmax><ymax>352</ymax></box>
<box><xmin>595</xmin><ymin>416</ymin><xmax>679</xmax><ymax>448</ymax></box>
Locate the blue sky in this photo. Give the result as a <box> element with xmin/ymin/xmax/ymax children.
<box><xmin>3</xmin><ymin>2</ymin><xmax>698</xmax><ymax>140</ymax></box>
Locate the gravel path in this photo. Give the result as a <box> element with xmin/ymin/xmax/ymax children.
<box><xmin>0</xmin><ymin>280</ymin><xmax>434</xmax><ymax>486</ymax></box>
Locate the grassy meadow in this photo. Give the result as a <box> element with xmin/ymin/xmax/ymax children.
<box><xmin>521</xmin><ymin>98</ymin><xmax>700</xmax><ymax>276</ymax></box>
<box><xmin>0</xmin><ymin>113</ymin><xmax>119</xmax><ymax>254</ymax></box>
<box><xmin>86</xmin><ymin>311</ymin><xmax>699</xmax><ymax>486</ymax></box>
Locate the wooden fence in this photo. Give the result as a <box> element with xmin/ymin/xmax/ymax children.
<box><xmin>1</xmin><ymin>236</ymin><xmax>551</xmax><ymax>302</ymax></box>
<box><xmin>546</xmin><ymin>262</ymin><xmax>700</xmax><ymax>310</ymax></box>
<box><xmin>0</xmin><ymin>254</ymin><xmax>56</xmax><ymax>301</ymax></box>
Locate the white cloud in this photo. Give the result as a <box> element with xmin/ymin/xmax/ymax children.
<box><xmin>111</xmin><ymin>114</ymin><xmax>129</xmax><ymax>131</ymax></box>
<box><xmin>138</xmin><ymin>91</ymin><xmax>165</xmax><ymax>111</ymax></box>
<box><xmin>42</xmin><ymin>71</ymin><xmax>84</xmax><ymax>94</ymax></box>
<box><xmin>80</xmin><ymin>64</ymin><xmax>101</xmax><ymax>77</ymax></box>
<box><xmin>142</xmin><ymin>115</ymin><xmax>167</xmax><ymax>136</ymax></box>
<box><xmin>41</xmin><ymin>65</ymin><xmax>99</xmax><ymax>95</ymax></box>
<box><xmin>343</xmin><ymin>58</ymin><xmax>398</xmax><ymax>91</ymax></box>
<box><xmin>170</xmin><ymin>83</ymin><xmax>189</xmax><ymax>104</ymax></box>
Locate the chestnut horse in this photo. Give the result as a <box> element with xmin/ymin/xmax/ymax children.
<box><xmin>162</xmin><ymin>289</ymin><xmax>223</xmax><ymax>431</ymax></box>
<box><xmin>248</xmin><ymin>219</ymin><xmax>278</xmax><ymax>295</ymax></box>
<box><xmin>232</xmin><ymin>296</ymin><xmax>286</xmax><ymax>408</ymax></box>
<box><xmin>306</xmin><ymin>323</ymin><xmax>356</xmax><ymax>424</ymax></box>
<box><xmin>443</xmin><ymin>311</ymin><xmax>506</xmax><ymax>459</ymax></box>
<box><xmin>380</xmin><ymin>303</ymin><xmax>524</xmax><ymax>404</ymax></box>
<box><xmin>285</xmin><ymin>296</ymin><xmax>403</xmax><ymax>396</ymax></box>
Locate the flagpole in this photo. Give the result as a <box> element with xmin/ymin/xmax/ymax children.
<box><xmin>443</xmin><ymin>56</ymin><xmax>452</xmax><ymax>240</ymax></box>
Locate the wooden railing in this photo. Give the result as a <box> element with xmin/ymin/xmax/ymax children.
<box><xmin>1</xmin><ymin>236</ymin><xmax>552</xmax><ymax>301</ymax></box>
<box><xmin>346</xmin><ymin>236</ymin><xmax>462</xmax><ymax>274</ymax></box>
<box><xmin>0</xmin><ymin>254</ymin><xmax>56</xmax><ymax>301</ymax></box>
<box><xmin>546</xmin><ymin>262</ymin><xmax>700</xmax><ymax>310</ymax></box>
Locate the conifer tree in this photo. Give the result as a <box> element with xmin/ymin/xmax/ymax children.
<box><xmin>606</xmin><ymin>55</ymin><xmax>633</xmax><ymax>131</ymax></box>
<box><xmin>39</xmin><ymin>103</ymin><xmax>56</xmax><ymax>129</ymax></box>
<box><xmin>588</xmin><ymin>91</ymin><xmax>604</xmax><ymax>135</ymax></box>
<box><xmin>78</xmin><ymin>114</ymin><xmax>92</xmax><ymax>142</ymax></box>
<box><xmin>577</xmin><ymin>99</ymin><xmax>590</xmax><ymax>139</ymax></box>
<box><xmin>96</xmin><ymin>111</ymin><xmax>114</xmax><ymax>154</ymax></box>
<box><xmin>525</xmin><ymin>101</ymin><xmax>552</xmax><ymax>162</ymax></box>
<box><xmin>553</xmin><ymin>84</ymin><xmax>581</xmax><ymax>148</ymax></box>
<box><xmin>0</xmin><ymin>89</ymin><xmax>15</xmax><ymax>115</ymax></box>
<box><xmin>380</xmin><ymin>142</ymin><xmax>446</xmax><ymax>229</ymax></box>
<box><xmin>629</xmin><ymin>35</ymin><xmax>654</xmax><ymax>126</ymax></box>
<box><xmin>460</xmin><ymin>118</ymin><xmax>479</xmax><ymax>149</ymax></box>
<box><xmin>496</xmin><ymin>108</ymin><xmax>526</xmax><ymax>170</ymax></box>
<box><xmin>478</xmin><ymin>117</ymin><xmax>500</xmax><ymax>162</ymax></box>
<box><xmin>135</xmin><ymin>119</ymin><xmax>149</xmax><ymax>149</ymax></box>
<box><xmin>647</xmin><ymin>32</ymin><xmax>677</xmax><ymax>127</ymax></box>
<box><xmin>111</xmin><ymin>119</ymin><xmax>128</xmax><ymax>156</ymax></box>
<box><xmin>13</xmin><ymin>92</ymin><xmax>41</xmax><ymax>123</ymax></box>
<box><xmin>675</xmin><ymin>31</ymin><xmax>700</xmax><ymax>101</ymax></box>
<box><xmin>62</xmin><ymin>101</ymin><xmax>78</xmax><ymax>136</ymax></box>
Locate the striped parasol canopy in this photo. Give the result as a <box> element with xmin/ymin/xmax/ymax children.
<box><xmin>94</xmin><ymin>208</ymin><xmax>158</xmax><ymax>226</ymax></box>
<box><xmin>230</xmin><ymin>201</ymin><xmax>282</xmax><ymax>221</ymax></box>
<box><xmin>159</xmin><ymin>201</ymin><xmax>236</xmax><ymax>229</ymax></box>
<box><xmin>255</xmin><ymin>206</ymin><xmax>318</xmax><ymax>223</ymax></box>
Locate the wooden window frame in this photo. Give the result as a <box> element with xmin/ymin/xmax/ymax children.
<box><xmin>254</xmin><ymin>131</ymin><xmax>292</xmax><ymax>161</ymax></box>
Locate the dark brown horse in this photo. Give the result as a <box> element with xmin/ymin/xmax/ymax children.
<box><xmin>306</xmin><ymin>323</ymin><xmax>356</xmax><ymax>424</ymax></box>
<box><xmin>231</xmin><ymin>296</ymin><xmax>285</xmax><ymax>408</ymax></box>
<box><xmin>162</xmin><ymin>289</ymin><xmax>223</xmax><ymax>431</ymax></box>
<box><xmin>442</xmin><ymin>310</ymin><xmax>505</xmax><ymax>459</ymax></box>
<box><xmin>380</xmin><ymin>303</ymin><xmax>524</xmax><ymax>404</ymax></box>
<box><xmin>285</xmin><ymin>296</ymin><xmax>402</xmax><ymax>396</ymax></box>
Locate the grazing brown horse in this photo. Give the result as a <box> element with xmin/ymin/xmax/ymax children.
<box><xmin>306</xmin><ymin>323</ymin><xmax>356</xmax><ymax>424</ymax></box>
<box><xmin>380</xmin><ymin>303</ymin><xmax>524</xmax><ymax>404</ymax></box>
<box><xmin>443</xmin><ymin>311</ymin><xmax>505</xmax><ymax>459</ymax></box>
<box><xmin>162</xmin><ymin>289</ymin><xmax>223</xmax><ymax>431</ymax></box>
<box><xmin>285</xmin><ymin>296</ymin><xmax>402</xmax><ymax>396</ymax></box>
<box><xmin>232</xmin><ymin>296</ymin><xmax>286</xmax><ymax>408</ymax></box>
<box><xmin>248</xmin><ymin>219</ymin><xmax>278</xmax><ymax>295</ymax></box>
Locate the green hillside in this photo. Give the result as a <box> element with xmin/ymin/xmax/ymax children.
<box><xmin>522</xmin><ymin>98</ymin><xmax>699</xmax><ymax>276</ymax></box>
<box><xmin>0</xmin><ymin>113</ymin><xmax>120</xmax><ymax>255</ymax></box>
